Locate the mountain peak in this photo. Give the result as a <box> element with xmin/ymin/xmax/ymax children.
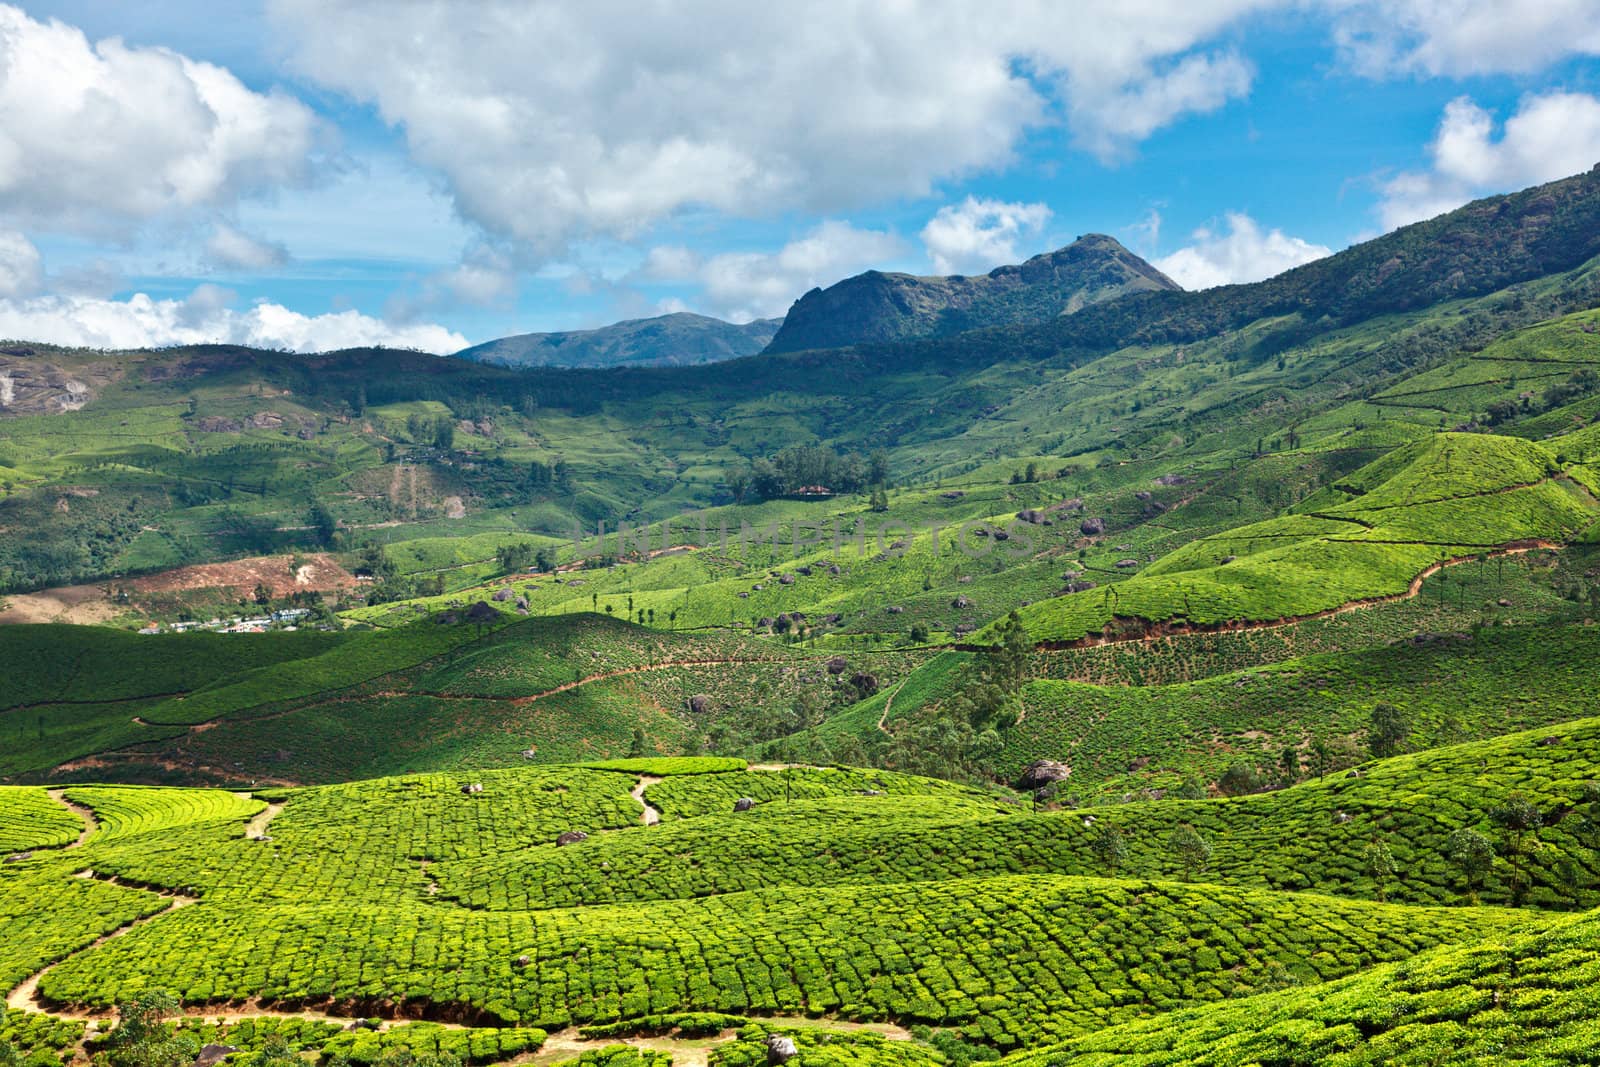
<box><xmin>764</xmin><ymin>236</ymin><xmax>1178</xmax><ymax>354</ymax></box>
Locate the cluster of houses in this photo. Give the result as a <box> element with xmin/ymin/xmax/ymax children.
<box><xmin>137</xmin><ymin>607</ymin><xmax>311</xmax><ymax>635</ymax></box>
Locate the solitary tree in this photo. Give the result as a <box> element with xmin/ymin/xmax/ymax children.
<box><xmin>1368</xmin><ymin>702</ymin><xmax>1410</xmax><ymax>759</ymax></box>
<box><xmin>1446</xmin><ymin>827</ymin><xmax>1496</xmax><ymax>901</ymax></box>
<box><xmin>1362</xmin><ymin>837</ymin><xmax>1398</xmax><ymax>902</ymax></box>
<box><xmin>1490</xmin><ymin>792</ymin><xmax>1544</xmax><ymax>904</ymax></box>
<box><xmin>1168</xmin><ymin>823</ymin><xmax>1212</xmax><ymax>881</ymax></box>
<box><xmin>1310</xmin><ymin>738</ymin><xmax>1331</xmax><ymax>780</ymax></box>
<box><xmin>1090</xmin><ymin>823</ymin><xmax>1128</xmax><ymax>874</ymax></box>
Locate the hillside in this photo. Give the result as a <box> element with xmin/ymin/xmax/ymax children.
<box><xmin>764</xmin><ymin>234</ymin><xmax>1179</xmax><ymax>354</ymax></box>
<box><xmin>456</xmin><ymin>313</ymin><xmax>780</xmax><ymax>369</ymax></box>
<box><xmin>5</xmin><ymin>729</ymin><xmax>1597</xmax><ymax>1066</ymax></box>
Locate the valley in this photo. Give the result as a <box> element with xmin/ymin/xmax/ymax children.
<box><xmin>7</xmin><ymin>168</ymin><xmax>1600</xmax><ymax>1066</ymax></box>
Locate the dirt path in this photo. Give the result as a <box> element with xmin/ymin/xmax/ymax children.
<box><xmin>7</xmin><ymin>878</ymin><xmax>199</xmax><ymax>1016</ymax></box>
<box><xmin>238</xmin><ymin>794</ymin><xmax>283</xmax><ymax>840</ymax></box>
<box><xmin>877</xmin><ymin>678</ymin><xmax>908</xmax><ymax>734</ymax></box>
<box><xmin>988</xmin><ymin>540</ymin><xmax>1564</xmax><ymax>655</ymax></box>
<box><xmin>47</xmin><ymin>789</ymin><xmax>97</xmax><ymax>849</ymax></box>
<box><xmin>632</xmin><ymin>775</ymin><xmax>662</xmax><ymax>826</ymax></box>
<box><xmin>533</xmin><ymin>1016</ymin><xmax>912</xmax><ymax>1067</ymax></box>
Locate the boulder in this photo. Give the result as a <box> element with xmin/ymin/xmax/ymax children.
<box><xmin>556</xmin><ymin>830</ymin><xmax>589</xmax><ymax>846</ymax></box>
<box><xmin>1116</xmin><ymin>558</ymin><xmax>1139</xmax><ymax>569</ymax></box>
<box><xmin>513</xmin><ymin>954</ymin><xmax>532</xmax><ymax>969</ymax></box>
<box><xmin>195</xmin><ymin>1045</ymin><xmax>238</xmax><ymax>1067</ymax></box>
<box><xmin>1080</xmin><ymin>517</ymin><xmax>1105</xmax><ymax>536</ymax></box>
<box><xmin>688</xmin><ymin>694</ymin><xmax>711</xmax><ymax>714</ymax></box>
<box><xmin>3</xmin><ymin>851</ymin><xmax>32</xmax><ymax>863</ymax></box>
<box><xmin>766</xmin><ymin>1035</ymin><xmax>798</xmax><ymax>1066</ymax></box>
<box><xmin>492</xmin><ymin>587</ymin><xmax>512</xmax><ymax>602</ymax></box>
<box><xmin>520</xmin><ymin>749</ymin><xmax>538</xmax><ymax>760</ymax></box>
<box><xmin>1019</xmin><ymin>759</ymin><xmax>1072</xmax><ymax>788</ymax></box>
<box><xmin>733</xmin><ymin>797</ymin><xmax>755</xmax><ymax>813</ymax></box>
<box><xmin>952</xmin><ymin>595</ymin><xmax>972</xmax><ymax>609</ymax></box>
<box><xmin>1539</xmin><ymin>736</ymin><xmax>1561</xmax><ymax>747</ymax></box>
<box><xmin>826</xmin><ymin>656</ymin><xmax>848</xmax><ymax>675</ymax></box>
<box><xmin>460</xmin><ymin>782</ymin><xmax>485</xmax><ymax>795</ymax></box>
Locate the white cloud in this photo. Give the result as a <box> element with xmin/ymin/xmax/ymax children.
<box><xmin>205</xmin><ymin>225</ymin><xmax>290</xmax><ymax>270</ymax></box>
<box><xmin>0</xmin><ymin>231</ymin><xmax>42</xmax><ymax>298</ymax></box>
<box><xmin>921</xmin><ymin>197</ymin><xmax>1053</xmax><ymax>275</ymax></box>
<box><xmin>0</xmin><ymin>288</ymin><xmax>464</xmax><ymax>353</ymax></box>
<box><xmin>1155</xmin><ymin>212</ymin><xmax>1331</xmax><ymax>289</ymax></box>
<box><xmin>641</xmin><ymin>220</ymin><xmax>906</xmax><ymax>322</ymax></box>
<box><xmin>268</xmin><ymin>1</ymin><xmax>1268</xmax><ymax>260</ymax></box>
<box><xmin>1378</xmin><ymin>92</ymin><xmax>1600</xmax><ymax>230</ymax></box>
<box><xmin>1327</xmin><ymin>0</ymin><xmax>1600</xmax><ymax>77</ymax></box>
<box><xmin>0</xmin><ymin>4</ymin><xmax>321</xmax><ymax>237</ymax></box>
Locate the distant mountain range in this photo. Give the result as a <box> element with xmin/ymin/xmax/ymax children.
<box><xmin>456</xmin><ymin>312</ymin><xmax>780</xmax><ymax>369</ymax></box>
<box><xmin>762</xmin><ymin>234</ymin><xmax>1181</xmax><ymax>354</ymax></box>
<box><xmin>458</xmin><ymin>235</ymin><xmax>1180</xmax><ymax>369</ymax></box>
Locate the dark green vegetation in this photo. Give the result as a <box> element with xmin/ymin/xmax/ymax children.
<box><xmin>457</xmin><ymin>313</ymin><xmax>779</xmax><ymax>370</ymax></box>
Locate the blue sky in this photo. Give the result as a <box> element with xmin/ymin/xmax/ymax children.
<box><xmin>4</xmin><ymin>1</ymin><xmax>1600</xmax><ymax>352</ymax></box>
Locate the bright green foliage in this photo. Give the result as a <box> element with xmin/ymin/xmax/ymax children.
<box><xmin>0</xmin><ymin>862</ymin><xmax>166</xmax><ymax>992</ymax></box>
<box><xmin>713</xmin><ymin>1025</ymin><xmax>947</xmax><ymax>1067</ymax></box>
<box><xmin>0</xmin><ymin>788</ymin><xmax>82</xmax><ymax>852</ymax></box>
<box><xmin>642</xmin><ymin>767</ymin><xmax>993</xmax><ymax>820</ymax></box>
<box><xmin>35</xmin><ymin>876</ymin><xmax>1519</xmax><ymax>1046</ymax></box>
<box><xmin>62</xmin><ymin>786</ymin><xmax>262</xmax><ymax>842</ymax></box>
<box><xmin>556</xmin><ymin>1047</ymin><xmax>671</xmax><ymax>1067</ymax></box>
<box><xmin>1004</xmin><ymin>907</ymin><xmax>1600</xmax><ymax>1066</ymax></box>
<box><xmin>1008</xmin><ymin>434</ymin><xmax>1596</xmax><ymax>644</ymax></box>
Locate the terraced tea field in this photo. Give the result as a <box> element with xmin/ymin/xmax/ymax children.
<box><xmin>5</xmin><ymin>725</ymin><xmax>1599</xmax><ymax>1066</ymax></box>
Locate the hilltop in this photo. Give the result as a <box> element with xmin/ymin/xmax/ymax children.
<box><xmin>763</xmin><ymin>234</ymin><xmax>1179</xmax><ymax>353</ymax></box>
<box><xmin>456</xmin><ymin>313</ymin><xmax>780</xmax><ymax>369</ymax></box>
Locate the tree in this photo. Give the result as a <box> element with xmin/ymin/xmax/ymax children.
<box><xmin>1168</xmin><ymin>823</ymin><xmax>1211</xmax><ymax>881</ymax></box>
<box><xmin>497</xmin><ymin>541</ymin><xmax>536</xmax><ymax>573</ymax></box>
<box><xmin>106</xmin><ymin>991</ymin><xmax>186</xmax><ymax>1067</ymax></box>
<box><xmin>252</xmin><ymin>582</ymin><xmax>272</xmax><ymax>607</ymax></box>
<box><xmin>1368</xmin><ymin>702</ymin><xmax>1410</xmax><ymax>759</ymax></box>
<box><xmin>628</xmin><ymin>727</ymin><xmax>647</xmax><ymax>758</ymax></box>
<box><xmin>869</xmin><ymin>487</ymin><xmax>889</xmax><ymax>512</ymax></box>
<box><xmin>1310</xmin><ymin>738</ymin><xmax>1331</xmax><ymax>780</ymax></box>
<box><xmin>1490</xmin><ymin>791</ymin><xmax>1544</xmax><ymax>904</ymax></box>
<box><xmin>1362</xmin><ymin>837</ymin><xmax>1397</xmax><ymax>902</ymax></box>
<box><xmin>534</xmin><ymin>547</ymin><xmax>557</xmax><ymax>573</ymax></box>
<box><xmin>1278</xmin><ymin>744</ymin><xmax>1300</xmax><ymax>786</ymax></box>
<box><xmin>1446</xmin><ymin>827</ymin><xmax>1495</xmax><ymax>901</ymax></box>
<box><xmin>1090</xmin><ymin>823</ymin><xmax>1128</xmax><ymax>874</ymax></box>
<box><xmin>432</xmin><ymin>416</ymin><xmax>455</xmax><ymax>450</ymax></box>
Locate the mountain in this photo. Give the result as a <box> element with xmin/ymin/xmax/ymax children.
<box><xmin>763</xmin><ymin>233</ymin><xmax>1180</xmax><ymax>354</ymax></box>
<box><xmin>456</xmin><ymin>311</ymin><xmax>780</xmax><ymax>369</ymax></box>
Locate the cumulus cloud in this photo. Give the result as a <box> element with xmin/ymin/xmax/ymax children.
<box><xmin>1378</xmin><ymin>92</ymin><xmax>1600</xmax><ymax>230</ymax></box>
<box><xmin>641</xmin><ymin>220</ymin><xmax>905</xmax><ymax>322</ymax></box>
<box><xmin>1155</xmin><ymin>212</ymin><xmax>1331</xmax><ymax>289</ymax></box>
<box><xmin>0</xmin><ymin>5</ymin><xmax>321</xmax><ymax>237</ymax></box>
<box><xmin>1327</xmin><ymin>0</ymin><xmax>1600</xmax><ymax>77</ymax></box>
<box><xmin>0</xmin><ymin>231</ymin><xmax>42</xmax><ymax>298</ymax></box>
<box><xmin>921</xmin><ymin>197</ymin><xmax>1052</xmax><ymax>275</ymax></box>
<box><xmin>0</xmin><ymin>288</ymin><xmax>465</xmax><ymax>353</ymax></box>
<box><xmin>268</xmin><ymin>1</ymin><xmax>1268</xmax><ymax>259</ymax></box>
<box><xmin>205</xmin><ymin>225</ymin><xmax>290</xmax><ymax>270</ymax></box>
